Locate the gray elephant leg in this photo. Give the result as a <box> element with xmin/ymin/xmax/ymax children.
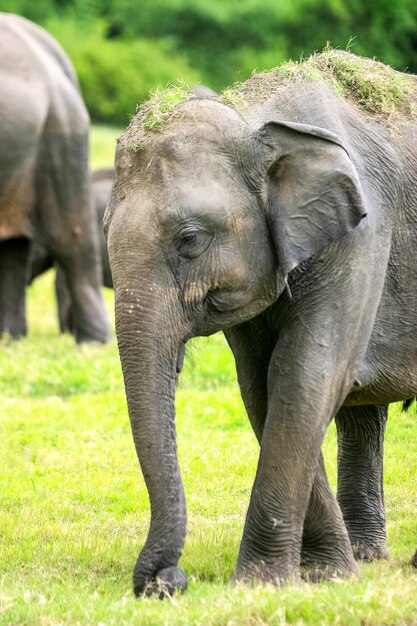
<box><xmin>225</xmin><ymin>319</ymin><xmax>356</xmax><ymax>582</ymax></box>
<box><xmin>224</xmin><ymin>315</ymin><xmax>274</xmax><ymax>440</ymax></box>
<box><xmin>0</xmin><ymin>238</ymin><xmax>31</xmax><ymax>338</ymax></box>
<box><xmin>37</xmin><ymin>128</ymin><xmax>109</xmax><ymax>344</ymax></box>
<box><xmin>55</xmin><ymin>264</ymin><xmax>74</xmax><ymax>334</ymax></box>
<box><xmin>335</xmin><ymin>404</ymin><xmax>388</xmax><ymax>560</ymax></box>
<box><xmin>231</xmin><ymin>301</ymin><xmax>366</xmax><ymax>585</ymax></box>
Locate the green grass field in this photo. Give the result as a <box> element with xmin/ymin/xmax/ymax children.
<box><xmin>0</xmin><ymin>127</ymin><xmax>416</xmax><ymax>625</ymax></box>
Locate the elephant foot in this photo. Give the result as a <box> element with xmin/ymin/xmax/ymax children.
<box><xmin>302</xmin><ymin>566</ymin><xmax>357</xmax><ymax>583</ymax></box>
<box><xmin>233</xmin><ymin>553</ymin><xmax>358</xmax><ymax>587</ymax></box>
<box><xmin>75</xmin><ymin>331</ymin><xmax>108</xmax><ymax>344</ymax></box>
<box><xmin>343</xmin><ymin>515</ymin><xmax>387</xmax><ymax>562</ymax></box>
<box><xmin>301</xmin><ymin>554</ymin><xmax>359</xmax><ymax>583</ymax></box>
<box><xmin>134</xmin><ymin>566</ymin><xmax>188</xmax><ymax>599</ymax></box>
<box><xmin>351</xmin><ymin>541</ymin><xmax>388</xmax><ymax>562</ymax></box>
<box><xmin>411</xmin><ymin>550</ymin><xmax>417</xmax><ymax>568</ymax></box>
<box><xmin>1</xmin><ymin>327</ymin><xmax>27</xmax><ymax>340</ymax></box>
<box><xmin>231</xmin><ymin>561</ymin><xmax>302</xmax><ymax>587</ymax></box>
<box><xmin>301</xmin><ymin>544</ymin><xmax>359</xmax><ymax>583</ymax></box>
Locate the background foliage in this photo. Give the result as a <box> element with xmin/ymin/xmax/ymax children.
<box><xmin>2</xmin><ymin>0</ymin><xmax>417</xmax><ymax>124</ymax></box>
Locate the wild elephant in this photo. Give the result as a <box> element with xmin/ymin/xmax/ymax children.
<box><xmin>104</xmin><ymin>51</ymin><xmax>417</xmax><ymax>595</ymax></box>
<box><xmin>0</xmin><ymin>13</ymin><xmax>108</xmax><ymax>342</ymax></box>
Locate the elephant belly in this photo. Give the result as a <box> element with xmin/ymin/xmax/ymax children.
<box><xmin>345</xmin><ymin>268</ymin><xmax>417</xmax><ymax>407</ymax></box>
<box><xmin>344</xmin><ymin>346</ymin><xmax>417</xmax><ymax>406</ymax></box>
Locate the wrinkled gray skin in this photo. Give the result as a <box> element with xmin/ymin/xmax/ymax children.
<box><xmin>0</xmin><ymin>14</ymin><xmax>108</xmax><ymax>342</ymax></box>
<box><xmin>30</xmin><ymin>168</ymin><xmax>114</xmax><ymax>333</ymax></box>
<box><xmin>105</xmin><ymin>78</ymin><xmax>417</xmax><ymax>595</ymax></box>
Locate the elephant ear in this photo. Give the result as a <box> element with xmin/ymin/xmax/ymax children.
<box><xmin>259</xmin><ymin>120</ymin><xmax>367</xmax><ymax>283</ymax></box>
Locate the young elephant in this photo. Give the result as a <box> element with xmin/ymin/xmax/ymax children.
<box><xmin>105</xmin><ymin>51</ymin><xmax>417</xmax><ymax>595</ymax></box>
<box><xmin>0</xmin><ymin>14</ymin><xmax>108</xmax><ymax>342</ymax></box>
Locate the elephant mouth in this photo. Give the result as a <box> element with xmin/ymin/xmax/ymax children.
<box><xmin>181</xmin><ymin>287</ymin><xmax>274</xmax><ymax>339</ymax></box>
<box><xmin>206</xmin><ymin>290</ymin><xmax>243</xmax><ymax>314</ymax></box>
<box><xmin>201</xmin><ymin>290</ymin><xmax>275</xmax><ymax>334</ymax></box>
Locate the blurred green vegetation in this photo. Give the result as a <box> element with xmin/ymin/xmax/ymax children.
<box><xmin>2</xmin><ymin>0</ymin><xmax>417</xmax><ymax>125</ymax></box>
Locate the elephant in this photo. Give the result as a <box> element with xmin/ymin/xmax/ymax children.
<box><xmin>91</xmin><ymin>168</ymin><xmax>114</xmax><ymax>290</ymax></box>
<box><xmin>0</xmin><ymin>13</ymin><xmax>109</xmax><ymax>343</ymax></box>
<box><xmin>104</xmin><ymin>50</ymin><xmax>417</xmax><ymax>595</ymax></box>
<box><xmin>29</xmin><ymin>168</ymin><xmax>114</xmax><ymax>333</ymax></box>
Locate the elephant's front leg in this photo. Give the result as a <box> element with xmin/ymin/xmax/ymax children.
<box><xmin>235</xmin><ymin>421</ymin><xmax>356</xmax><ymax>583</ymax></box>
<box><xmin>226</xmin><ymin>320</ymin><xmax>357</xmax><ymax>584</ymax></box>
<box><xmin>335</xmin><ymin>404</ymin><xmax>388</xmax><ymax>561</ymax></box>
<box><xmin>301</xmin><ymin>452</ymin><xmax>358</xmax><ymax>580</ymax></box>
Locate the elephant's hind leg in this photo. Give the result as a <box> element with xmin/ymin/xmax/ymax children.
<box><xmin>335</xmin><ymin>404</ymin><xmax>388</xmax><ymax>561</ymax></box>
<box><xmin>55</xmin><ymin>264</ymin><xmax>74</xmax><ymax>334</ymax></box>
<box><xmin>0</xmin><ymin>237</ymin><xmax>31</xmax><ymax>338</ymax></box>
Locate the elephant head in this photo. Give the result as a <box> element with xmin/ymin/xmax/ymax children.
<box><xmin>104</xmin><ymin>97</ymin><xmax>366</xmax><ymax>595</ymax></box>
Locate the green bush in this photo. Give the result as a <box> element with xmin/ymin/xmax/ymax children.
<box><xmin>101</xmin><ymin>0</ymin><xmax>417</xmax><ymax>85</ymax></box>
<box><xmin>45</xmin><ymin>19</ymin><xmax>201</xmax><ymax>125</ymax></box>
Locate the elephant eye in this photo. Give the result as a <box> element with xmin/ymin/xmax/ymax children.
<box><xmin>177</xmin><ymin>227</ymin><xmax>212</xmax><ymax>259</ymax></box>
<box><xmin>181</xmin><ymin>231</ymin><xmax>198</xmax><ymax>246</ymax></box>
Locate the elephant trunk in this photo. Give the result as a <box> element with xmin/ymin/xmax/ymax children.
<box><xmin>114</xmin><ymin>273</ymin><xmax>190</xmax><ymax>596</ymax></box>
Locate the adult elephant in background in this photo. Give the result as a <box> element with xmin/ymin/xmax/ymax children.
<box><xmin>105</xmin><ymin>51</ymin><xmax>417</xmax><ymax>595</ymax></box>
<box><xmin>0</xmin><ymin>13</ymin><xmax>109</xmax><ymax>343</ymax></box>
<box><xmin>30</xmin><ymin>168</ymin><xmax>114</xmax><ymax>333</ymax></box>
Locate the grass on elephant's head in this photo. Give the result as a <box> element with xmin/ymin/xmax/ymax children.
<box><xmin>122</xmin><ymin>80</ymin><xmax>205</xmax><ymax>152</ymax></box>
<box><xmin>139</xmin><ymin>80</ymin><xmax>195</xmax><ymax>132</ymax></box>
<box><xmin>1</xmin><ymin>242</ymin><xmax>417</xmax><ymax>624</ymax></box>
<box><xmin>222</xmin><ymin>47</ymin><xmax>417</xmax><ymax>121</ymax></box>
